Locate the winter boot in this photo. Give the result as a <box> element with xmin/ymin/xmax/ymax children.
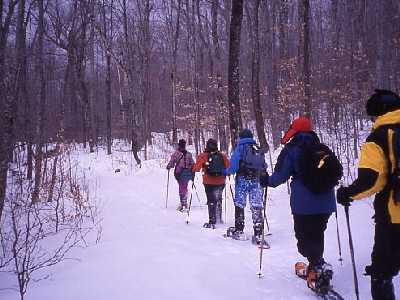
<box><xmin>252</xmin><ymin>209</ymin><xmax>263</xmax><ymax>237</ymax></box>
<box><xmin>207</xmin><ymin>200</ymin><xmax>217</xmax><ymax>225</ymax></box>
<box><xmin>234</xmin><ymin>206</ymin><xmax>245</xmax><ymax>232</ymax></box>
<box><xmin>251</xmin><ymin>209</ymin><xmax>268</xmax><ymax>247</ymax></box>
<box><xmin>371</xmin><ymin>278</ymin><xmax>395</xmax><ymax>300</ymax></box>
<box><xmin>179</xmin><ymin>194</ymin><xmax>188</xmax><ymax>212</ymax></box>
<box><xmin>215</xmin><ymin>200</ymin><xmax>223</xmax><ymax>223</ymax></box>
<box><xmin>307</xmin><ymin>260</ymin><xmax>333</xmax><ymax>295</ymax></box>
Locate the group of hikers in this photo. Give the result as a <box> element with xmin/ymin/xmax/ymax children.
<box><xmin>166</xmin><ymin>89</ymin><xmax>400</xmax><ymax>300</ymax></box>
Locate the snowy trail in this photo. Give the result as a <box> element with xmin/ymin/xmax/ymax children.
<box><xmin>1</xmin><ymin>149</ymin><xmax>399</xmax><ymax>299</ymax></box>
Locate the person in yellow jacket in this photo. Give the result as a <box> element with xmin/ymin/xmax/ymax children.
<box><xmin>193</xmin><ymin>138</ymin><xmax>230</xmax><ymax>228</ymax></box>
<box><xmin>337</xmin><ymin>89</ymin><xmax>400</xmax><ymax>300</ymax></box>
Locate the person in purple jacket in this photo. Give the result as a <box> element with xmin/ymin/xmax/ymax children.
<box><xmin>166</xmin><ymin>139</ymin><xmax>195</xmax><ymax>212</ymax></box>
<box><xmin>263</xmin><ymin>117</ymin><xmax>337</xmax><ymax>295</ymax></box>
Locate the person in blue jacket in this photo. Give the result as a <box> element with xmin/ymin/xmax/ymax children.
<box><xmin>262</xmin><ymin>117</ymin><xmax>337</xmax><ymax>294</ymax></box>
<box><xmin>225</xmin><ymin>129</ymin><xmax>269</xmax><ymax>247</ymax></box>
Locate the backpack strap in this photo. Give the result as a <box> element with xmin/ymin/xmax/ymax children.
<box><xmin>376</xmin><ymin>124</ymin><xmax>400</xmax><ymax>201</ymax></box>
<box><xmin>174</xmin><ymin>152</ymin><xmax>187</xmax><ymax>174</ymax></box>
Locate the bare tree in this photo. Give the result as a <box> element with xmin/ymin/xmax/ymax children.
<box><xmin>227</xmin><ymin>0</ymin><xmax>244</xmax><ymax>149</ymax></box>
<box><xmin>136</xmin><ymin>0</ymin><xmax>152</xmax><ymax>159</ymax></box>
<box><xmin>300</xmin><ymin>0</ymin><xmax>312</xmax><ymax>118</ymax></box>
<box><xmin>32</xmin><ymin>0</ymin><xmax>46</xmax><ymax>204</ymax></box>
<box><xmin>260</xmin><ymin>1</ymin><xmax>282</xmax><ymax>150</ymax></box>
<box><xmin>162</xmin><ymin>0</ymin><xmax>183</xmax><ymax>145</ymax></box>
<box><xmin>211</xmin><ymin>0</ymin><xmax>229</xmax><ymax>152</ymax></box>
<box><xmin>245</xmin><ymin>0</ymin><xmax>269</xmax><ymax>152</ymax></box>
<box><xmin>2</xmin><ymin>143</ymin><xmax>101</xmax><ymax>300</ymax></box>
<box><xmin>0</xmin><ymin>0</ymin><xmax>19</xmax><ymax>221</ymax></box>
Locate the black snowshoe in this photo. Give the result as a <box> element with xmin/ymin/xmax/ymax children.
<box><xmin>203</xmin><ymin>222</ymin><xmax>216</xmax><ymax>229</ymax></box>
<box><xmin>251</xmin><ymin>235</ymin><xmax>270</xmax><ymax>249</ymax></box>
<box><xmin>223</xmin><ymin>227</ymin><xmax>249</xmax><ymax>241</ymax></box>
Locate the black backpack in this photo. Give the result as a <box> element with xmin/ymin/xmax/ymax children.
<box><xmin>389</xmin><ymin>127</ymin><xmax>400</xmax><ymax>203</ymax></box>
<box><xmin>239</xmin><ymin>144</ymin><xmax>266</xmax><ymax>179</ymax></box>
<box><xmin>205</xmin><ymin>152</ymin><xmax>224</xmax><ymax>176</ymax></box>
<box><xmin>297</xmin><ymin>142</ymin><xmax>343</xmax><ymax>193</ymax></box>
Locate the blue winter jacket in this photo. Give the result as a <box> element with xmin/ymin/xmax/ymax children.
<box><xmin>268</xmin><ymin>132</ymin><xmax>337</xmax><ymax>215</ymax></box>
<box><xmin>226</xmin><ymin>137</ymin><xmax>268</xmax><ymax>175</ymax></box>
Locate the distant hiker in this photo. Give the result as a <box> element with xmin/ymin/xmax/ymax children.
<box><xmin>225</xmin><ymin>129</ymin><xmax>269</xmax><ymax>248</ymax></box>
<box><xmin>193</xmin><ymin>138</ymin><xmax>230</xmax><ymax>229</ymax></box>
<box><xmin>262</xmin><ymin>117</ymin><xmax>340</xmax><ymax>295</ymax></box>
<box><xmin>166</xmin><ymin>139</ymin><xmax>195</xmax><ymax>212</ymax></box>
<box><xmin>337</xmin><ymin>89</ymin><xmax>400</xmax><ymax>300</ymax></box>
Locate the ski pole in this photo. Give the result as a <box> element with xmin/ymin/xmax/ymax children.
<box><xmin>186</xmin><ymin>181</ymin><xmax>195</xmax><ymax>224</ymax></box>
<box><xmin>257</xmin><ymin>186</ymin><xmax>268</xmax><ymax>278</ymax></box>
<box><xmin>224</xmin><ymin>184</ymin><xmax>227</xmax><ymax>223</ymax></box>
<box><xmin>192</xmin><ymin>182</ymin><xmax>203</xmax><ymax>209</ymax></box>
<box><xmin>263</xmin><ymin>187</ymin><xmax>271</xmax><ymax>235</ymax></box>
<box><xmin>344</xmin><ymin>205</ymin><xmax>360</xmax><ymax>300</ymax></box>
<box><xmin>229</xmin><ymin>177</ymin><xmax>235</xmax><ymax>199</ymax></box>
<box><xmin>166</xmin><ymin>169</ymin><xmax>170</xmax><ymax>208</ymax></box>
<box><xmin>335</xmin><ymin>211</ymin><xmax>343</xmax><ymax>263</ymax></box>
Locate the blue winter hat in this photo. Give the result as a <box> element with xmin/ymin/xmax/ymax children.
<box><xmin>239</xmin><ymin>129</ymin><xmax>253</xmax><ymax>139</ymax></box>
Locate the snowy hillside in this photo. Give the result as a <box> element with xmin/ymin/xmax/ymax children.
<box><xmin>1</xmin><ymin>144</ymin><xmax>398</xmax><ymax>300</ymax></box>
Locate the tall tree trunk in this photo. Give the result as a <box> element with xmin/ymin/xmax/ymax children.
<box><xmin>137</xmin><ymin>0</ymin><xmax>151</xmax><ymax>159</ymax></box>
<box><xmin>89</xmin><ymin>0</ymin><xmax>97</xmax><ymax>153</ymax></box>
<box><xmin>167</xmin><ymin>0</ymin><xmax>182</xmax><ymax>145</ymax></box>
<box><xmin>211</xmin><ymin>0</ymin><xmax>228</xmax><ymax>152</ymax></box>
<box><xmin>76</xmin><ymin>16</ymin><xmax>93</xmax><ymax>151</ymax></box>
<box><xmin>32</xmin><ymin>0</ymin><xmax>46</xmax><ymax>204</ymax></box>
<box><xmin>102</xmin><ymin>0</ymin><xmax>113</xmax><ymax>155</ymax></box>
<box><xmin>228</xmin><ymin>0</ymin><xmax>244</xmax><ymax>149</ymax></box>
<box><xmin>246</xmin><ymin>0</ymin><xmax>269</xmax><ymax>152</ymax></box>
<box><xmin>261</xmin><ymin>1</ymin><xmax>281</xmax><ymax>149</ymax></box>
<box><xmin>17</xmin><ymin>0</ymin><xmax>33</xmax><ymax>179</ymax></box>
<box><xmin>301</xmin><ymin>0</ymin><xmax>312</xmax><ymax>118</ymax></box>
<box><xmin>188</xmin><ymin>0</ymin><xmax>200</xmax><ymax>155</ymax></box>
<box><xmin>0</xmin><ymin>0</ymin><xmax>19</xmax><ymax>220</ymax></box>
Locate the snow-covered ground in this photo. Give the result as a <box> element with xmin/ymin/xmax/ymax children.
<box><xmin>0</xmin><ymin>144</ymin><xmax>398</xmax><ymax>300</ymax></box>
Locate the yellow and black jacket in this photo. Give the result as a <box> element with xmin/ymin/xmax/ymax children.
<box><xmin>347</xmin><ymin>109</ymin><xmax>400</xmax><ymax>224</ymax></box>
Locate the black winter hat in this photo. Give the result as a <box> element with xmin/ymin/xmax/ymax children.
<box><xmin>366</xmin><ymin>89</ymin><xmax>400</xmax><ymax>116</ymax></box>
<box><xmin>178</xmin><ymin>139</ymin><xmax>186</xmax><ymax>148</ymax></box>
<box><xmin>239</xmin><ymin>129</ymin><xmax>253</xmax><ymax>139</ymax></box>
<box><xmin>205</xmin><ymin>138</ymin><xmax>218</xmax><ymax>152</ymax></box>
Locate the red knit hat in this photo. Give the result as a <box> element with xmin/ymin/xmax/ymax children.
<box><xmin>281</xmin><ymin>117</ymin><xmax>312</xmax><ymax>144</ymax></box>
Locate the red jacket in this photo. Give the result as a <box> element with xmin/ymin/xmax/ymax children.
<box><xmin>193</xmin><ymin>151</ymin><xmax>230</xmax><ymax>185</ymax></box>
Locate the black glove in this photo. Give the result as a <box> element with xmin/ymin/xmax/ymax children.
<box><xmin>336</xmin><ymin>186</ymin><xmax>353</xmax><ymax>206</ymax></box>
<box><xmin>260</xmin><ymin>171</ymin><xmax>269</xmax><ymax>188</ymax></box>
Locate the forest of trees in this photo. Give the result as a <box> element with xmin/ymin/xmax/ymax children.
<box><xmin>1</xmin><ymin>0</ymin><xmax>399</xmax><ymax>213</ymax></box>
<box><xmin>0</xmin><ymin>2</ymin><xmax>399</xmax><ymax>297</ymax></box>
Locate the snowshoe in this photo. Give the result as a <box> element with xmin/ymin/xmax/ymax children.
<box><xmin>251</xmin><ymin>235</ymin><xmax>270</xmax><ymax>249</ymax></box>
<box><xmin>203</xmin><ymin>222</ymin><xmax>216</xmax><ymax>229</ymax></box>
<box><xmin>223</xmin><ymin>227</ymin><xmax>249</xmax><ymax>241</ymax></box>
<box><xmin>296</xmin><ymin>262</ymin><xmax>344</xmax><ymax>300</ymax></box>
<box><xmin>295</xmin><ymin>262</ymin><xmax>308</xmax><ymax>279</ymax></box>
<box><xmin>178</xmin><ymin>205</ymin><xmax>188</xmax><ymax>213</ymax></box>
